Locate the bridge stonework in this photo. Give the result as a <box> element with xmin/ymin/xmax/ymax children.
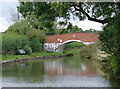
<box><xmin>44</xmin><ymin>33</ymin><xmax>99</xmax><ymax>53</ymax></box>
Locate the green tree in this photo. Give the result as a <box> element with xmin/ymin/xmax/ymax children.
<box><xmin>26</xmin><ymin>28</ymin><xmax>46</xmax><ymax>44</ymax></box>
<box><xmin>18</xmin><ymin>2</ymin><xmax>119</xmax><ymax>24</ymax></box>
<box><xmin>26</xmin><ymin>28</ymin><xmax>46</xmax><ymax>52</ymax></box>
<box><xmin>83</xmin><ymin>28</ymin><xmax>98</xmax><ymax>34</ymax></box>
<box><xmin>6</xmin><ymin>20</ymin><xmax>30</xmax><ymax>35</ymax></box>
<box><xmin>99</xmin><ymin>14</ymin><xmax>120</xmax><ymax>79</ymax></box>
<box><xmin>6</xmin><ymin>19</ymin><xmax>46</xmax><ymax>52</ymax></box>
<box><xmin>17</xmin><ymin>2</ymin><xmax>58</xmax><ymax>30</ymax></box>
<box><xmin>71</xmin><ymin>25</ymin><xmax>83</xmax><ymax>33</ymax></box>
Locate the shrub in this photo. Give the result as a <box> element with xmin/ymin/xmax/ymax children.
<box><xmin>2</xmin><ymin>34</ymin><xmax>31</xmax><ymax>55</ymax></box>
<box><xmin>26</xmin><ymin>28</ymin><xmax>46</xmax><ymax>43</ymax></box>
<box><xmin>24</xmin><ymin>45</ymin><xmax>32</xmax><ymax>55</ymax></box>
<box><xmin>26</xmin><ymin>28</ymin><xmax>46</xmax><ymax>52</ymax></box>
<box><xmin>30</xmin><ymin>41</ymin><xmax>43</xmax><ymax>52</ymax></box>
<box><xmin>79</xmin><ymin>43</ymin><xmax>98</xmax><ymax>59</ymax></box>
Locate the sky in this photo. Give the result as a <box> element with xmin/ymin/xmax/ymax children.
<box><xmin>0</xmin><ymin>0</ymin><xmax>18</xmax><ymax>32</ymax></box>
<box><xmin>0</xmin><ymin>0</ymin><xmax>103</xmax><ymax>32</ymax></box>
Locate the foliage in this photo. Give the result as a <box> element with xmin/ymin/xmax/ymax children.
<box><xmin>44</xmin><ymin>28</ymin><xmax>56</xmax><ymax>36</ymax></box>
<box><xmin>18</xmin><ymin>2</ymin><xmax>119</xmax><ymax>25</ymax></box>
<box><xmin>64</xmin><ymin>42</ymin><xmax>85</xmax><ymax>54</ymax></box>
<box><xmin>79</xmin><ymin>43</ymin><xmax>98</xmax><ymax>59</ymax></box>
<box><xmin>6</xmin><ymin>21</ymin><xmax>46</xmax><ymax>52</ymax></box>
<box><xmin>6</xmin><ymin>19</ymin><xmax>46</xmax><ymax>43</ymax></box>
<box><xmin>99</xmin><ymin>15</ymin><xmax>120</xmax><ymax>55</ymax></box>
<box><xmin>6</xmin><ymin>14</ymin><xmax>55</xmax><ymax>36</ymax></box>
<box><xmin>26</xmin><ymin>28</ymin><xmax>46</xmax><ymax>52</ymax></box>
<box><xmin>17</xmin><ymin>2</ymin><xmax>58</xmax><ymax>30</ymax></box>
<box><xmin>2</xmin><ymin>34</ymin><xmax>30</xmax><ymax>55</ymax></box>
<box><xmin>24</xmin><ymin>45</ymin><xmax>32</xmax><ymax>55</ymax></box>
<box><xmin>30</xmin><ymin>42</ymin><xmax>43</xmax><ymax>52</ymax></box>
<box><xmin>83</xmin><ymin>29</ymin><xmax>99</xmax><ymax>34</ymax></box>
<box><xmin>26</xmin><ymin>28</ymin><xmax>46</xmax><ymax>44</ymax></box>
<box><xmin>6</xmin><ymin>20</ymin><xmax>30</xmax><ymax>35</ymax></box>
<box><xmin>99</xmin><ymin>14</ymin><xmax>120</xmax><ymax>79</ymax></box>
<box><xmin>72</xmin><ymin>26</ymin><xmax>83</xmax><ymax>33</ymax></box>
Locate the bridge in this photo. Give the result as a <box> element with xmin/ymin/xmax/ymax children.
<box><xmin>44</xmin><ymin>33</ymin><xmax>99</xmax><ymax>53</ymax></box>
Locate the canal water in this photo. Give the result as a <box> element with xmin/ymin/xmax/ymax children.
<box><xmin>2</xmin><ymin>55</ymin><xmax>119</xmax><ymax>87</ymax></box>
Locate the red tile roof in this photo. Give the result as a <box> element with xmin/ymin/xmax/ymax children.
<box><xmin>45</xmin><ymin>33</ymin><xmax>99</xmax><ymax>43</ymax></box>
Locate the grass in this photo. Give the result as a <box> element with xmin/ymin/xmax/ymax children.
<box><xmin>2</xmin><ymin>51</ymin><xmax>65</xmax><ymax>61</ymax></box>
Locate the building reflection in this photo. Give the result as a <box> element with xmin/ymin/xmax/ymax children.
<box><xmin>44</xmin><ymin>60</ymin><xmax>95</xmax><ymax>76</ymax></box>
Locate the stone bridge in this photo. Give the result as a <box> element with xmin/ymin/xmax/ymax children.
<box><xmin>44</xmin><ymin>33</ymin><xmax>99</xmax><ymax>53</ymax></box>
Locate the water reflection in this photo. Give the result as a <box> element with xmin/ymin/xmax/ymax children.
<box><xmin>2</xmin><ymin>55</ymin><xmax>119</xmax><ymax>87</ymax></box>
<box><xmin>2</xmin><ymin>61</ymin><xmax>45</xmax><ymax>83</ymax></box>
<box><xmin>44</xmin><ymin>60</ymin><xmax>95</xmax><ymax>76</ymax></box>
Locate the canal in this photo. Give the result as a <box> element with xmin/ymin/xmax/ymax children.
<box><xmin>2</xmin><ymin>54</ymin><xmax>119</xmax><ymax>87</ymax></box>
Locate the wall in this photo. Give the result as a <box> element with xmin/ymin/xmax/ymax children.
<box><xmin>44</xmin><ymin>41</ymin><xmax>96</xmax><ymax>53</ymax></box>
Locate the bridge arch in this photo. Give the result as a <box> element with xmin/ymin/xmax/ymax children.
<box><xmin>63</xmin><ymin>40</ymin><xmax>95</xmax><ymax>45</ymax></box>
<box><xmin>44</xmin><ymin>33</ymin><xmax>99</xmax><ymax>53</ymax></box>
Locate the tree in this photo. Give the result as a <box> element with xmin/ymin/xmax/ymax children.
<box><xmin>17</xmin><ymin>2</ymin><xmax>119</xmax><ymax>24</ymax></box>
<box><xmin>6</xmin><ymin>19</ymin><xmax>46</xmax><ymax>52</ymax></box>
<box><xmin>6</xmin><ymin>20</ymin><xmax>30</xmax><ymax>35</ymax></box>
<box><xmin>26</xmin><ymin>28</ymin><xmax>46</xmax><ymax>52</ymax></box>
<box><xmin>17</xmin><ymin>2</ymin><xmax>58</xmax><ymax>29</ymax></box>
<box><xmin>67</xmin><ymin>25</ymin><xmax>83</xmax><ymax>33</ymax></box>
<box><xmin>99</xmin><ymin>14</ymin><xmax>120</xmax><ymax>79</ymax></box>
<box><xmin>83</xmin><ymin>28</ymin><xmax>98</xmax><ymax>34</ymax></box>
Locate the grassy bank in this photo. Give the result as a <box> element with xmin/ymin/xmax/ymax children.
<box><xmin>79</xmin><ymin>43</ymin><xmax>99</xmax><ymax>60</ymax></box>
<box><xmin>2</xmin><ymin>42</ymin><xmax>85</xmax><ymax>62</ymax></box>
<box><xmin>2</xmin><ymin>51</ymin><xmax>65</xmax><ymax>61</ymax></box>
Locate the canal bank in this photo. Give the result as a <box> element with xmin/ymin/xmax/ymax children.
<box><xmin>2</xmin><ymin>53</ymin><xmax>73</xmax><ymax>66</ymax></box>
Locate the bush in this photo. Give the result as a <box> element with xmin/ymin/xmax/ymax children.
<box><xmin>24</xmin><ymin>45</ymin><xmax>32</xmax><ymax>55</ymax></box>
<box><xmin>26</xmin><ymin>28</ymin><xmax>46</xmax><ymax>52</ymax></box>
<box><xmin>2</xmin><ymin>34</ymin><xmax>31</xmax><ymax>55</ymax></box>
<box><xmin>79</xmin><ymin>43</ymin><xmax>98</xmax><ymax>59</ymax></box>
<box><xmin>30</xmin><ymin>41</ymin><xmax>43</xmax><ymax>52</ymax></box>
<box><xmin>26</xmin><ymin>28</ymin><xmax>46</xmax><ymax>43</ymax></box>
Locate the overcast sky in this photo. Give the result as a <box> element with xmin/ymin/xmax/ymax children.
<box><xmin>0</xmin><ymin>0</ymin><xmax>103</xmax><ymax>32</ymax></box>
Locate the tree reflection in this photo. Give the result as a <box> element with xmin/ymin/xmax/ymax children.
<box><xmin>2</xmin><ymin>60</ymin><xmax>45</xmax><ymax>83</ymax></box>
